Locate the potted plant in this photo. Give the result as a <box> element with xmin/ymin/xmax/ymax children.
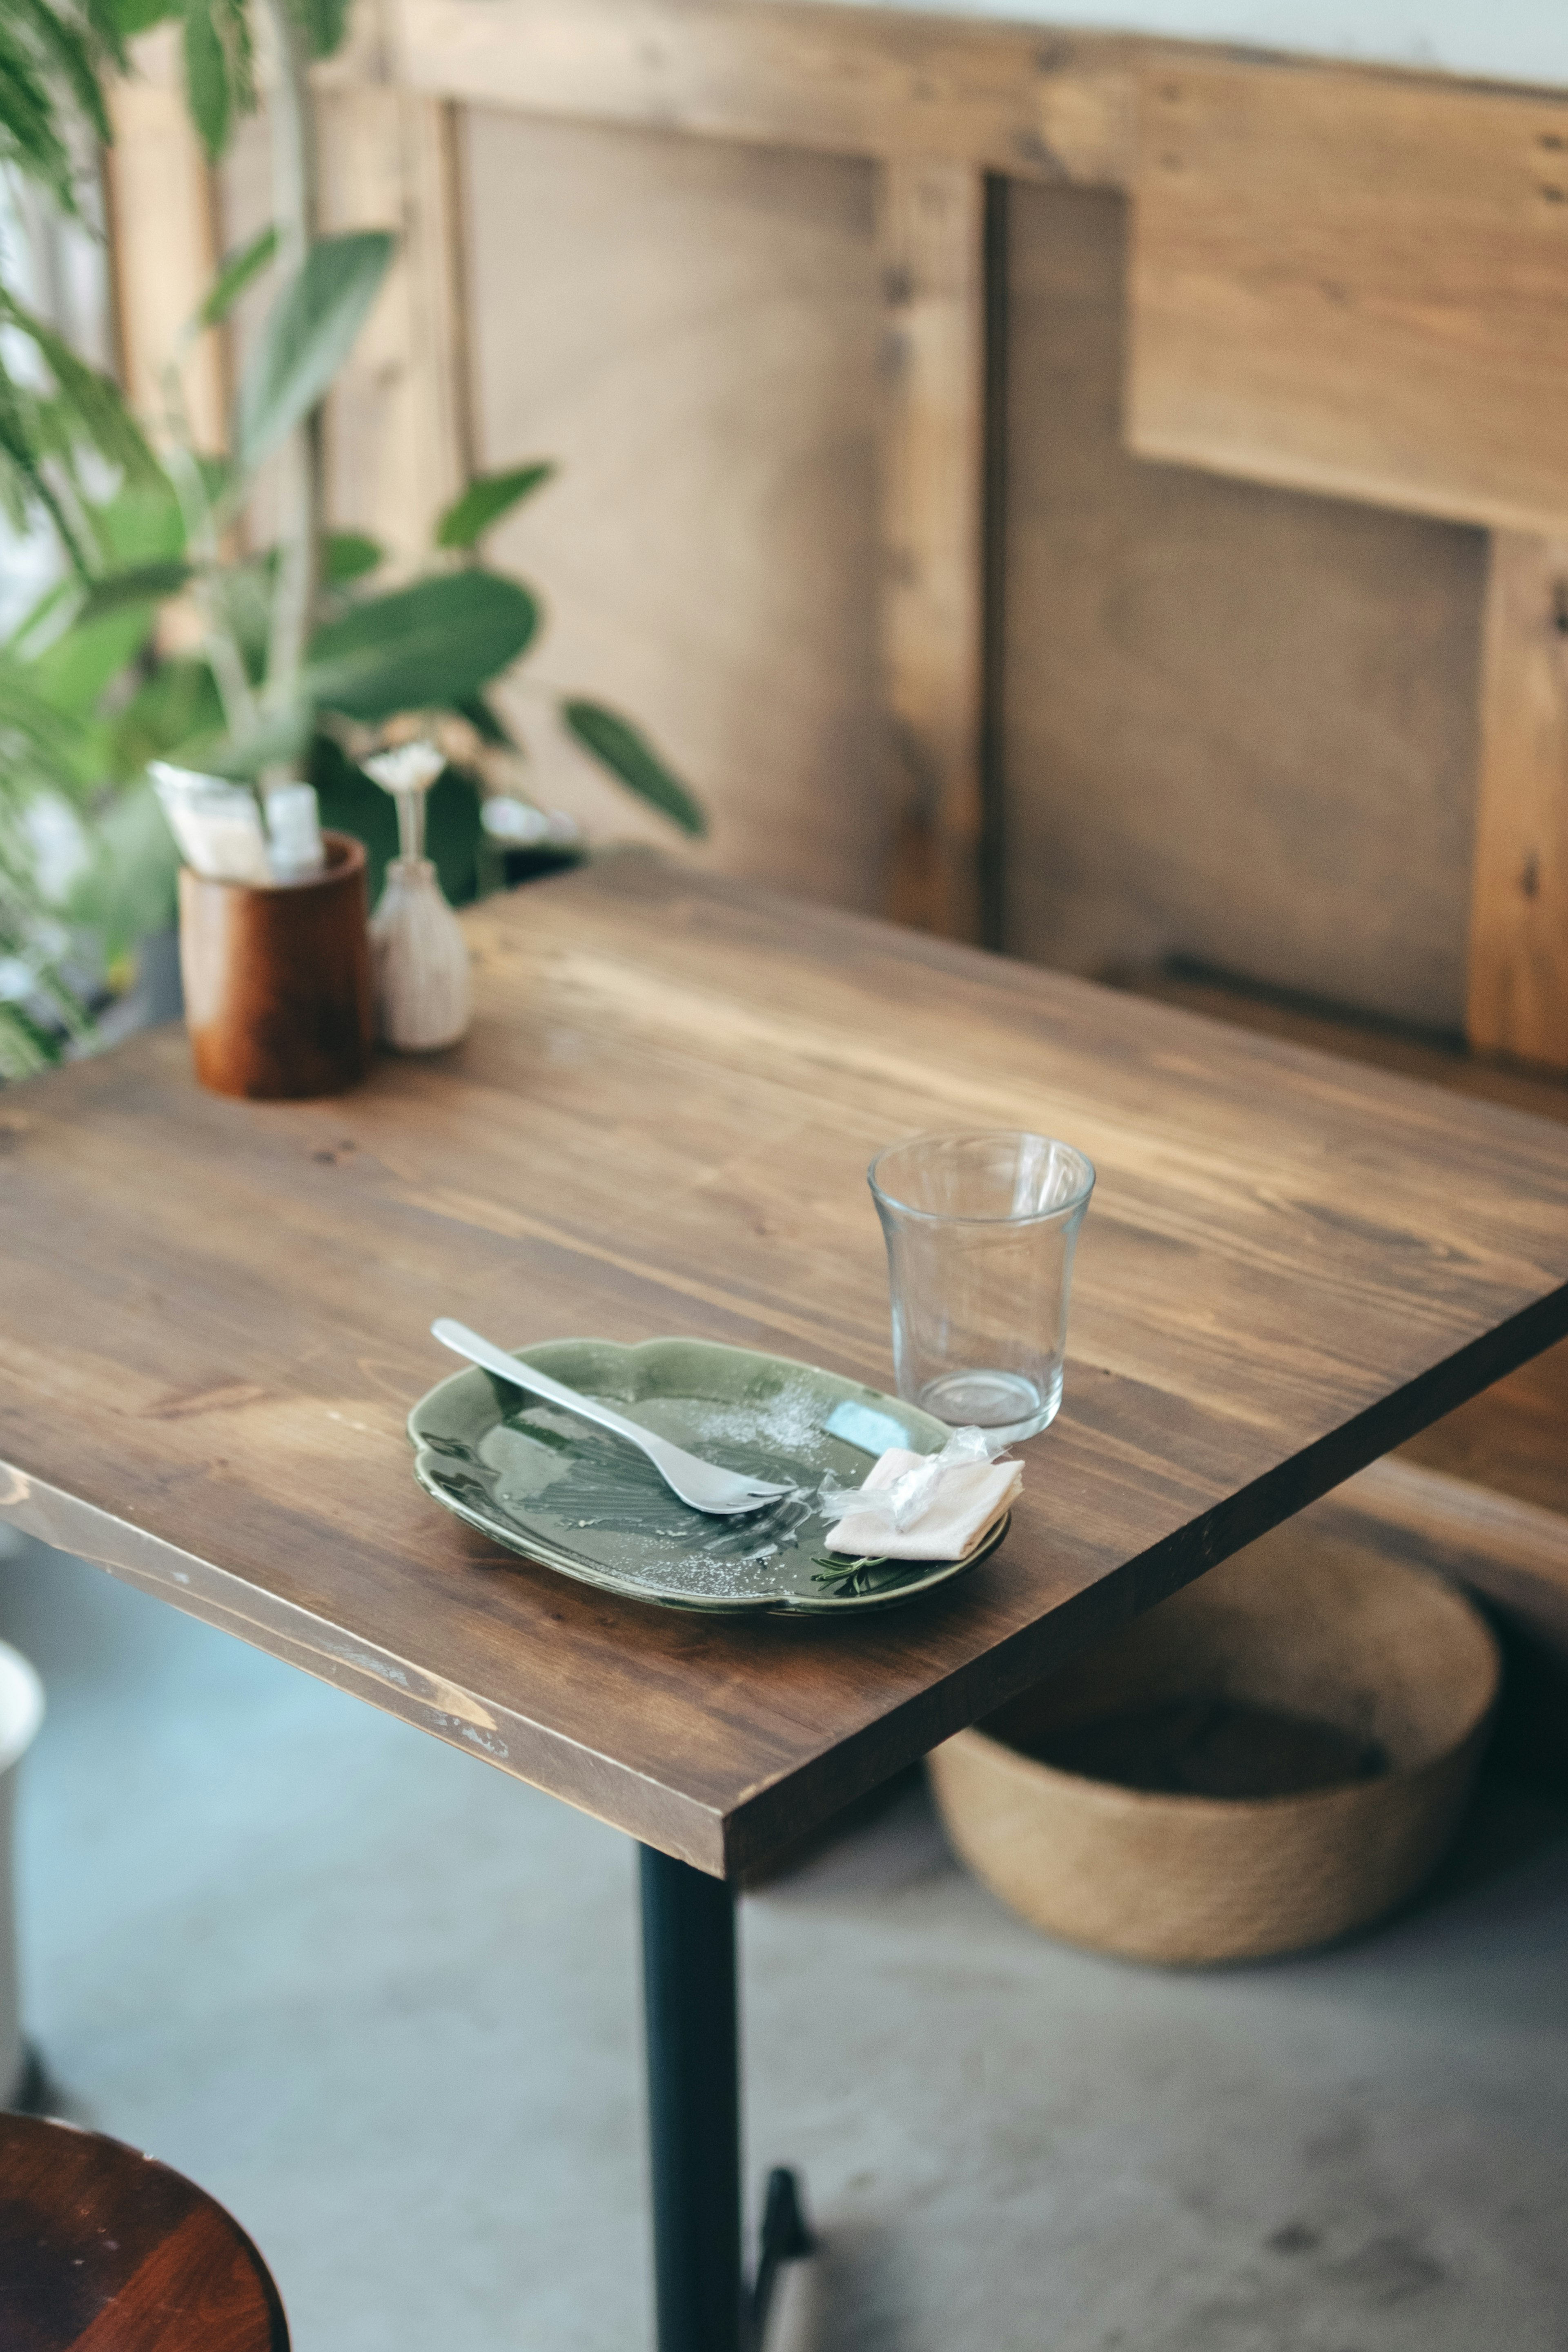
<box><xmin>0</xmin><ymin>0</ymin><xmax>703</xmax><ymax>1081</ymax></box>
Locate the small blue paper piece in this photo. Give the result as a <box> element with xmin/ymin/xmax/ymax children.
<box><xmin>823</xmin><ymin>1398</ymin><xmax>914</xmax><ymax>1459</ymax></box>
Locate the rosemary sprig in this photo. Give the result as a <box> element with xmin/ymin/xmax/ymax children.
<box><xmin>810</xmin><ymin>1550</ymin><xmax>891</xmax><ymax>1587</ymax></box>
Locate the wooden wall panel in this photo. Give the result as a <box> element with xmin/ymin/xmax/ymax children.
<box><xmin>1004</xmin><ymin>184</ymin><xmax>1485</xmax><ymax>1028</ymax></box>
<box><xmin>105</xmin><ymin>27</ymin><xmax>223</xmax><ymax>451</ymax></box>
<box><xmin>1467</xmin><ymin>532</ymin><xmax>1568</xmax><ymax>1070</ymax></box>
<box><xmin>1129</xmin><ymin>62</ymin><xmax>1568</xmax><ymax>537</ymax></box>
<box><xmin>460</xmin><ymin>108</ymin><xmax>887</xmax><ymax>903</ymax></box>
<box><xmin>391</xmin><ymin>0</ymin><xmax>1137</xmax><ymax>186</ymax></box>
<box><xmin>877</xmin><ymin>157</ymin><xmax>985</xmax><ymax>940</ymax></box>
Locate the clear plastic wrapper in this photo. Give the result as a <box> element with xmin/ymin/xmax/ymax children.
<box><xmin>820</xmin><ymin>1425</ymin><xmax>1020</xmax><ymax>1558</ymax></box>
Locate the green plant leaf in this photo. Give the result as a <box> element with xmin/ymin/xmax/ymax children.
<box><xmin>183</xmin><ymin>0</ymin><xmax>229</xmax><ymax>158</ymax></box>
<box><xmin>198</xmin><ymin>699</ymin><xmax>317</xmax><ymax>779</ymax></box>
<box><xmin>305</xmin><ymin>571</ymin><xmax>537</xmax><ymax>721</ymax></box>
<box><xmin>16</xmin><ymin>484</ymin><xmax>185</xmax><ymax>723</ymax></box>
<box><xmin>91</xmin><ymin>475</ymin><xmax>186</xmax><ymax>567</ymax></box>
<box><xmin>288</xmin><ymin>0</ymin><xmax>351</xmax><ymax>59</ymax></box>
<box><xmin>29</xmin><ymin>604</ymin><xmax>154</xmax><ymax>724</ymax></box>
<box><xmin>82</xmin><ymin>0</ymin><xmax>131</xmax><ymax>65</ymax></box>
<box><xmin>325</xmin><ymin>531</ymin><xmax>383</xmax><ymax>584</ymax></box>
<box><xmin>234</xmin><ymin>231</ymin><xmax>395</xmax><ymax>474</ymax></box>
<box><xmin>109</xmin><ymin>655</ymin><xmax>225</xmax><ymax>780</ymax></box>
<box><xmin>5</xmin><ymin>575</ymin><xmax>76</xmax><ymax>658</ymax></box>
<box><xmin>0</xmin><ymin>649</ymin><xmax>89</xmax><ymax>795</ymax></box>
<box><xmin>192</xmin><ymin>223</ymin><xmax>277</xmax><ymax>332</ymax></box>
<box><xmin>79</xmin><ymin>558</ymin><xmax>193</xmax><ymax>620</ymax></box>
<box><xmin>0</xmin><ymin>288</ymin><xmax>161</xmax><ymax>488</ymax></box>
<box><xmin>435</xmin><ymin>463</ymin><xmax>555</xmax><ymax>552</ymax></box>
<box><xmin>110</xmin><ymin>0</ymin><xmax>179</xmax><ymax>34</ymax></box>
<box><xmin>0</xmin><ymin>1003</ymin><xmax>56</xmax><ymax>1081</ymax></box>
<box><xmin>182</xmin><ymin>0</ymin><xmax>252</xmax><ymax>160</ymax></box>
<box><xmin>452</xmin><ymin>691</ymin><xmax>517</xmax><ymax>748</ymax></box>
<box><xmin>0</xmin><ymin>22</ymin><xmax>76</xmax><ymax>213</ymax></box>
<box><xmin>13</xmin><ymin>0</ymin><xmax>111</xmax><ymax>148</ymax></box>
<box><xmin>0</xmin><ymin>356</ymin><xmax>89</xmax><ymax>574</ymax></box>
<box><xmin>561</xmin><ymin>700</ymin><xmax>705</xmax><ymax>837</ymax></box>
<box><xmin>68</xmin><ymin>779</ymin><xmax>180</xmax><ymax>960</ymax></box>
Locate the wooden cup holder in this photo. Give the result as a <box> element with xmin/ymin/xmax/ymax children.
<box><xmin>178</xmin><ymin>830</ymin><xmax>376</xmax><ymax>1101</ymax></box>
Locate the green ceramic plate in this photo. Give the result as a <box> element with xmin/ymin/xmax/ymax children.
<box><xmin>407</xmin><ymin>1336</ymin><xmax>1010</xmax><ymax>1615</ymax></box>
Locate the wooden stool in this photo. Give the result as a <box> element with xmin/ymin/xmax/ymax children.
<box><xmin>0</xmin><ymin>2112</ymin><xmax>289</xmax><ymax>2350</ymax></box>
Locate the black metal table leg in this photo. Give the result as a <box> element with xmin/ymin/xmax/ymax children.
<box><xmin>639</xmin><ymin>1846</ymin><xmax>812</xmax><ymax>2352</ymax></box>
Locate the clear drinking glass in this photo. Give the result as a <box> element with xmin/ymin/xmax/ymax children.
<box><xmin>869</xmin><ymin>1130</ymin><xmax>1095</xmax><ymax>1442</ymax></box>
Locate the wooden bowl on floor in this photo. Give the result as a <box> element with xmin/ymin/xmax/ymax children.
<box><xmin>928</xmin><ymin>1523</ymin><xmax>1499</xmax><ymax>1965</ymax></box>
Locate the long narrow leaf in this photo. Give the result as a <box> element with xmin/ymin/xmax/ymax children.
<box><xmin>192</xmin><ymin>223</ymin><xmax>277</xmax><ymax>332</ymax></box>
<box><xmin>0</xmin><ymin>288</ymin><xmax>161</xmax><ymax>485</ymax></box>
<box><xmin>0</xmin><ymin>357</ymin><xmax>91</xmax><ymax>575</ymax></box>
<box><xmin>79</xmin><ymin>558</ymin><xmax>193</xmax><ymax>620</ymax></box>
<box><xmin>0</xmin><ymin>651</ymin><xmax>89</xmax><ymax>786</ymax></box>
<box><xmin>234</xmin><ymin>231</ymin><xmax>395</xmax><ymax>475</ymax></box>
<box><xmin>5</xmin><ymin>575</ymin><xmax>75</xmax><ymax>657</ymax></box>
<box><xmin>561</xmin><ymin>700</ymin><xmax>706</xmax><ymax>837</ymax></box>
<box><xmin>183</xmin><ymin>0</ymin><xmax>230</xmax><ymax>158</ymax></box>
<box><xmin>0</xmin><ymin>1004</ymin><xmax>55</xmax><ymax>1081</ymax></box>
<box><xmin>85</xmin><ymin>0</ymin><xmax>134</xmax><ymax>61</ymax></box>
<box><xmin>435</xmin><ymin>463</ymin><xmax>555</xmax><ymax>552</ymax></box>
<box><xmin>0</xmin><ymin>23</ymin><xmax>75</xmax><ymax>211</ymax></box>
<box><xmin>14</xmin><ymin>0</ymin><xmax>112</xmax><ymax>145</ymax></box>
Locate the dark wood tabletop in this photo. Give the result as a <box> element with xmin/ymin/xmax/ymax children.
<box><xmin>3</xmin><ymin>858</ymin><xmax>1567</xmax><ymax>1874</ymax></box>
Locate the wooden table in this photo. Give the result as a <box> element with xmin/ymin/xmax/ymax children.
<box><xmin>4</xmin><ymin>858</ymin><xmax>1568</xmax><ymax>2348</ymax></box>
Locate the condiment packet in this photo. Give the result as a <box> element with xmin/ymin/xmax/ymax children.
<box><xmin>263</xmin><ymin>783</ymin><xmax>325</xmax><ymax>881</ymax></box>
<box><xmin>151</xmin><ymin>762</ymin><xmax>272</xmax><ymax>885</ymax></box>
<box><xmin>821</xmin><ymin>1425</ymin><xmax>1023</xmax><ymax>1561</ymax></box>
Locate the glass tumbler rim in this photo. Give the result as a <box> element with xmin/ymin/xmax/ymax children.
<box><xmin>867</xmin><ymin>1127</ymin><xmax>1096</xmax><ymax>1227</ymax></box>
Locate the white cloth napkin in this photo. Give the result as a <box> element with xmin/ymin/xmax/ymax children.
<box><xmin>823</xmin><ymin>1444</ymin><xmax>1022</xmax><ymax>1561</ymax></box>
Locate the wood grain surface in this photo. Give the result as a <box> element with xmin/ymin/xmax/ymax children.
<box><xmin>1129</xmin><ymin>62</ymin><xmax>1568</xmax><ymax>537</ymax></box>
<box><xmin>1101</xmin><ymin>955</ymin><xmax>1568</xmax><ymax>1518</ymax></box>
<box><xmin>459</xmin><ymin>107</ymin><xmax>887</xmax><ymax>905</ymax></box>
<box><xmin>0</xmin><ymin>2114</ymin><xmax>289</xmax><ymax>2352</ymax></box>
<box><xmin>388</xmin><ymin>0</ymin><xmax>1140</xmax><ymax>187</ymax></box>
<box><xmin>877</xmin><ymin>156</ymin><xmax>987</xmax><ymax>942</ymax></box>
<box><xmin>3</xmin><ymin>860</ymin><xmax>1568</xmax><ymax>1875</ymax></box>
<box><xmin>105</xmin><ymin>28</ymin><xmax>224</xmax><ymax>459</ymax></box>
<box><xmin>1468</xmin><ymin>531</ymin><xmax>1568</xmax><ymax>1073</ymax></box>
<box><xmin>1005</xmin><ymin>185</ymin><xmax>1483</xmax><ymax>1028</ymax></box>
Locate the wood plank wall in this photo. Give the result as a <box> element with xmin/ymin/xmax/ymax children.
<box><xmin>460</xmin><ymin>109</ymin><xmax>886</xmax><ymax>905</ymax></box>
<box><xmin>1006</xmin><ymin>185</ymin><xmax>1485</xmax><ymax>1027</ymax></box>
<box><xmin>101</xmin><ymin>0</ymin><xmax>1568</xmax><ymax>1072</ymax></box>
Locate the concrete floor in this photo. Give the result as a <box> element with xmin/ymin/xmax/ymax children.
<box><xmin>2</xmin><ymin>1528</ymin><xmax>1566</xmax><ymax>2352</ymax></box>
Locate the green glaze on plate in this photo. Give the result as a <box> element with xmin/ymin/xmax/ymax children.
<box><xmin>406</xmin><ymin>1337</ymin><xmax>1010</xmax><ymax>1615</ymax></box>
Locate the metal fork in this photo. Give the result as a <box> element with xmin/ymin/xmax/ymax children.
<box><xmin>431</xmin><ymin>1320</ymin><xmax>797</xmax><ymax>1518</ymax></box>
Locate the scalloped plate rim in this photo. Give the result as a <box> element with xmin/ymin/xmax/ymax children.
<box><xmin>406</xmin><ymin>1335</ymin><xmax>1010</xmax><ymax>1616</ymax></box>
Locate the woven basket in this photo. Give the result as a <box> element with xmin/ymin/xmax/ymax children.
<box><xmin>928</xmin><ymin>1521</ymin><xmax>1499</xmax><ymax>1965</ymax></box>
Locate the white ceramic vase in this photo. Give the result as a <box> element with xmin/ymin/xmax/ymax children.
<box><xmin>370</xmin><ymin>855</ymin><xmax>472</xmax><ymax>1052</ymax></box>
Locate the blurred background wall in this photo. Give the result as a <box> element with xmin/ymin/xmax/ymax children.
<box><xmin>824</xmin><ymin>0</ymin><xmax>1568</xmax><ymax>85</ymax></box>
